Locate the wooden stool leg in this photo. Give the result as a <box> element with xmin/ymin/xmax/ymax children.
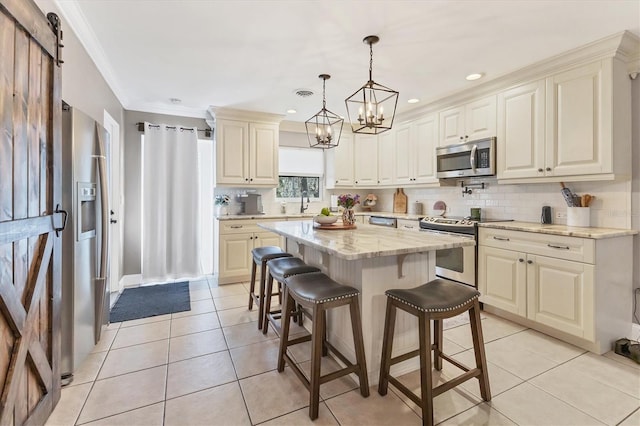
<box><xmin>257</xmin><ymin>261</ymin><xmax>268</xmax><ymax>330</ymax></box>
<box><xmin>349</xmin><ymin>295</ymin><xmax>370</xmax><ymax>397</ymax></box>
<box><xmin>309</xmin><ymin>304</ymin><xmax>324</xmax><ymax>420</ymax></box>
<box><xmin>278</xmin><ymin>281</ymin><xmax>282</xmax><ymax>305</ymax></box>
<box><xmin>277</xmin><ymin>287</ymin><xmax>295</xmax><ymax>372</ymax></box>
<box><xmin>378</xmin><ymin>298</ymin><xmax>397</xmax><ymax>395</ymax></box>
<box><xmin>419</xmin><ymin>313</ymin><xmax>434</xmax><ymax>426</ymax></box>
<box><xmin>322</xmin><ymin>310</ymin><xmax>328</xmax><ymax>357</ymax></box>
<box><xmin>469</xmin><ymin>300</ymin><xmax>491</xmax><ymax>401</ymax></box>
<box><xmin>433</xmin><ymin>319</ymin><xmax>443</xmax><ymax>371</ymax></box>
<box><xmin>262</xmin><ymin>274</ymin><xmax>275</xmax><ymax>334</ymax></box>
<box><xmin>248</xmin><ymin>260</ymin><xmax>257</xmax><ymax>310</ymax></box>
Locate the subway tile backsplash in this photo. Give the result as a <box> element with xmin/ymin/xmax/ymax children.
<box><xmin>215</xmin><ymin>179</ymin><xmax>633</xmax><ymax>229</ymax></box>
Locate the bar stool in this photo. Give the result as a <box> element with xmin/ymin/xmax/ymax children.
<box><xmin>378</xmin><ymin>278</ymin><xmax>490</xmax><ymax>426</ymax></box>
<box><xmin>248</xmin><ymin>247</ymin><xmax>292</xmax><ymax>331</ymax></box>
<box><xmin>279</xmin><ymin>272</ymin><xmax>369</xmax><ymax>420</ymax></box>
<box><xmin>262</xmin><ymin>257</ymin><xmax>320</xmax><ymax>334</ymax></box>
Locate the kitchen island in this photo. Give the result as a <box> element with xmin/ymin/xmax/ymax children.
<box><xmin>258</xmin><ymin>220</ymin><xmax>475</xmax><ymax>384</ymax></box>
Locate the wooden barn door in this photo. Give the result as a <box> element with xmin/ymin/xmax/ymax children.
<box><xmin>0</xmin><ymin>0</ymin><xmax>63</xmax><ymax>424</ymax></box>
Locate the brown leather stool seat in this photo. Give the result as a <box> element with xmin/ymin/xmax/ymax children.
<box><xmin>248</xmin><ymin>247</ymin><xmax>292</xmax><ymax>331</ymax></box>
<box><xmin>378</xmin><ymin>278</ymin><xmax>491</xmax><ymax>426</ymax></box>
<box><xmin>262</xmin><ymin>257</ymin><xmax>320</xmax><ymax>334</ymax></box>
<box><xmin>279</xmin><ymin>272</ymin><xmax>369</xmax><ymax>420</ymax></box>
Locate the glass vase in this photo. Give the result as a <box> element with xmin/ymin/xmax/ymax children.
<box><xmin>342</xmin><ymin>208</ymin><xmax>356</xmax><ymax>225</ymax></box>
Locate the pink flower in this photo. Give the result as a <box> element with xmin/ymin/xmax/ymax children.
<box><xmin>337</xmin><ymin>194</ymin><xmax>360</xmax><ymax>209</ymax></box>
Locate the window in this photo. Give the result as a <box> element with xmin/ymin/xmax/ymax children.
<box><xmin>277</xmin><ymin>146</ymin><xmax>323</xmax><ymax>200</ymax></box>
<box><xmin>277</xmin><ymin>176</ymin><xmax>321</xmax><ymax>200</ymax></box>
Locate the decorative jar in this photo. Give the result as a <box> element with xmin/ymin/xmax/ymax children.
<box><xmin>342</xmin><ymin>208</ymin><xmax>356</xmax><ymax>225</ymax></box>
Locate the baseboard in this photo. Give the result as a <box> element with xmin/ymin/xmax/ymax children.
<box><xmin>631</xmin><ymin>323</ymin><xmax>640</xmax><ymax>341</ymax></box>
<box><xmin>121</xmin><ymin>274</ymin><xmax>143</xmax><ymax>288</ymax></box>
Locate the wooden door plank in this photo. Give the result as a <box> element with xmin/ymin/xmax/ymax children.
<box><xmin>28</xmin><ymin>38</ymin><xmax>42</xmax><ymax>219</ymax></box>
<box><xmin>0</xmin><ymin>12</ymin><xmax>15</xmax><ymax>222</ymax></box>
<box><xmin>0</xmin><ymin>234</ymin><xmax>52</xmax><ymax>425</ymax></box>
<box><xmin>14</xmin><ymin>368</ymin><xmax>28</xmax><ymax>425</ymax></box>
<box><xmin>0</xmin><ymin>215</ymin><xmax>58</xmax><ymax>245</ymax></box>
<box><xmin>50</xmin><ymin>58</ymin><xmax>62</xmax><ymax>407</ymax></box>
<box><xmin>13</xmin><ymin>26</ymin><xmax>29</xmax><ymax>222</ymax></box>
<box><xmin>39</xmin><ymin>52</ymin><xmax>51</xmax><ymax>216</ymax></box>
<box><xmin>0</xmin><ymin>0</ymin><xmax>57</xmax><ymax>58</ymax></box>
<box><xmin>0</xmin><ymin>274</ymin><xmax>26</xmax><ymax>332</ymax></box>
<box><xmin>0</xmin><ymin>313</ymin><xmax>14</xmax><ymax>407</ymax></box>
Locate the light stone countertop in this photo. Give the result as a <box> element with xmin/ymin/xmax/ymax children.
<box><xmin>216</xmin><ymin>211</ymin><xmax>425</xmax><ymax>221</ymax></box>
<box><xmin>216</xmin><ymin>213</ymin><xmax>316</xmax><ymax>221</ymax></box>
<box><xmin>478</xmin><ymin>221</ymin><xmax>638</xmax><ymax>239</ymax></box>
<box><xmin>258</xmin><ymin>220</ymin><xmax>475</xmax><ymax>260</ymax></box>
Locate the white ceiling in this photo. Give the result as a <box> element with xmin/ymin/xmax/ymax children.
<box><xmin>51</xmin><ymin>0</ymin><xmax>639</xmax><ymax>121</ymax></box>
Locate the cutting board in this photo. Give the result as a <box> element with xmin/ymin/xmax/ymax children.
<box><xmin>314</xmin><ymin>223</ymin><xmax>357</xmax><ymax>230</ymax></box>
<box><xmin>393</xmin><ymin>188</ymin><xmax>407</xmax><ymax>213</ymax></box>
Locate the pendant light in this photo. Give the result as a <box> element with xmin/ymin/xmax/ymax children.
<box><xmin>345</xmin><ymin>35</ymin><xmax>398</xmax><ymax>135</ymax></box>
<box><xmin>305</xmin><ymin>74</ymin><xmax>343</xmax><ymax>149</ymax></box>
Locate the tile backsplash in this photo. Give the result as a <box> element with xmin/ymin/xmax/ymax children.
<box><xmin>215</xmin><ymin>179</ymin><xmax>632</xmax><ymax>229</ymax></box>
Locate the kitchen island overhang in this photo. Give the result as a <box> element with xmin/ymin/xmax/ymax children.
<box><xmin>258</xmin><ymin>220</ymin><xmax>475</xmax><ymax>384</ymax></box>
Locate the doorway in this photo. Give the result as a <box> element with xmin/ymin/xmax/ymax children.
<box><xmin>104</xmin><ymin>110</ymin><xmax>122</xmax><ymax>301</ymax></box>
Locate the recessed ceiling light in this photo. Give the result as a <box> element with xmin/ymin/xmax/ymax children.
<box><xmin>407</xmin><ymin>98</ymin><xmax>420</xmax><ymax>104</ymax></box>
<box><xmin>169</xmin><ymin>97</ymin><xmax>182</xmax><ymax>104</ymax></box>
<box><xmin>287</xmin><ymin>109</ymin><xmax>297</xmax><ymax>114</ymax></box>
<box><xmin>465</xmin><ymin>73</ymin><xmax>483</xmax><ymax>81</ymax></box>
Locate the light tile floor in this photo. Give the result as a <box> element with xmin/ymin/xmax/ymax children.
<box><xmin>46</xmin><ymin>276</ymin><xmax>640</xmax><ymax>426</ymax></box>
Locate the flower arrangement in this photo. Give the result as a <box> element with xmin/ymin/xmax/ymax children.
<box><xmin>337</xmin><ymin>193</ymin><xmax>360</xmax><ymax>209</ymax></box>
<box><xmin>215</xmin><ymin>194</ymin><xmax>230</xmax><ymax>206</ymax></box>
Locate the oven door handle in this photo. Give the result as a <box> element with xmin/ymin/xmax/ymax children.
<box><xmin>470</xmin><ymin>144</ymin><xmax>477</xmax><ymax>173</ymax></box>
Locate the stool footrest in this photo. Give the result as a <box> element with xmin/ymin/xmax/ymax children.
<box><xmin>388</xmin><ymin>377</ymin><xmax>422</xmax><ymax>406</ymax></box>
<box><xmin>433</xmin><ymin>369</ymin><xmax>481</xmax><ymax>397</ymax></box>
<box><xmin>389</xmin><ymin>349</ymin><xmax>420</xmax><ymax>366</ymax></box>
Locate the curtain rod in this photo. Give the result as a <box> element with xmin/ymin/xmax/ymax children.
<box><xmin>136</xmin><ymin>122</ymin><xmax>212</xmax><ymax>138</ymax></box>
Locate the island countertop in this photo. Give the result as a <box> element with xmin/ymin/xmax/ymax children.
<box><xmin>258</xmin><ymin>220</ymin><xmax>474</xmax><ymax>260</ymax></box>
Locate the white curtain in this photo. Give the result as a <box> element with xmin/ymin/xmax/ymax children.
<box><xmin>142</xmin><ymin>124</ymin><xmax>202</xmax><ymax>282</ymax></box>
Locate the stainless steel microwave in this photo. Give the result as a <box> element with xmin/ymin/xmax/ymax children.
<box><xmin>436</xmin><ymin>137</ymin><xmax>496</xmax><ymax>179</ymax></box>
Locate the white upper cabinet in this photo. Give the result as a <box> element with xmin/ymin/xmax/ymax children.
<box><xmin>354</xmin><ymin>134</ymin><xmax>378</xmax><ymax>186</ymax></box>
<box><xmin>213</xmin><ymin>108</ymin><xmax>283</xmax><ymax>187</ymax></box>
<box><xmin>377</xmin><ymin>131</ymin><xmax>395</xmax><ymax>186</ymax></box>
<box><xmin>325</xmin><ymin>132</ymin><xmax>354</xmax><ymax>188</ymax></box>
<box><xmin>248</xmin><ymin>122</ymin><xmax>279</xmax><ymax>185</ymax></box>
<box><xmin>545</xmin><ymin>60</ymin><xmax>611</xmax><ymax>177</ymax></box>
<box><xmin>497</xmin><ymin>58</ymin><xmax>630</xmax><ymax>182</ymax></box>
<box><xmin>497</xmin><ymin>80</ymin><xmax>546</xmax><ymax>179</ymax></box>
<box><xmin>439</xmin><ymin>95</ymin><xmax>496</xmax><ymax>146</ymax></box>
<box><xmin>394</xmin><ymin>115</ymin><xmax>439</xmax><ymax>185</ymax></box>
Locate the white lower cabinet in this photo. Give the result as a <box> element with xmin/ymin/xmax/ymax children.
<box><xmin>478</xmin><ymin>227</ymin><xmax>632</xmax><ymax>353</ymax></box>
<box><xmin>217</xmin><ymin>219</ymin><xmax>283</xmax><ymax>284</ymax></box>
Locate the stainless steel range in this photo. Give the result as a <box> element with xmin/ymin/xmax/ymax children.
<box><xmin>419</xmin><ymin>216</ymin><xmax>510</xmax><ymax>288</ymax></box>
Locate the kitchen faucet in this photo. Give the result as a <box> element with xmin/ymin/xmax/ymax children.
<box><xmin>300</xmin><ymin>190</ymin><xmax>309</xmax><ymax>213</ymax></box>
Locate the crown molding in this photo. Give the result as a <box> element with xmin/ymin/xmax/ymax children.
<box><xmin>208</xmin><ymin>107</ymin><xmax>285</xmax><ymax>124</ymax></box>
<box><xmin>397</xmin><ymin>30</ymin><xmax>640</xmax><ymax>123</ymax></box>
<box><xmin>54</xmin><ymin>0</ymin><xmax>130</xmax><ymax>108</ymax></box>
<box><xmin>128</xmin><ymin>102</ymin><xmax>208</xmax><ymax>120</ymax></box>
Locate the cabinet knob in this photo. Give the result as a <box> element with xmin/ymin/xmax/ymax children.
<box><xmin>527</xmin><ymin>260</ymin><xmax>533</xmax><ymax>264</ymax></box>
<box><xmin>519</xmin><ymin>258</ymin><xmax>524</xmax><ymax>262</ymax></box>
<box><xmin>355</xmin><ymin>181</ymin><xmax>358</xmax><ymax>184</ymax></box>
<box><xmin>545</xmin><ymin>167</ymin><xmax>551</xmax><ymax>172</ymax></box>
<box><xmin>538</xmin><ymin>168</ymin><xmax>543</xmax><ymax>172</ymax></box>
<box><xmin>459</xmin><ymin>136</ymin><xmax>464</xmax><ymax>140</ymax></box>
<box><xmin>465</xmin><ymin>135</ymin><xmax>469</xmax><ymax>139</ymax></box>
<box><xmin>250</xmin><ymin>178</ymin><xmax>253</xmax><ymax>181</ymax></box>
<box><xmin>245</xmin><ymin>178</ymin><xmax>249</xmax><ymax>181</ymax></box>
<box><xmin>335</xmin><ymin>180</ymin><xmax>338</xmax><ymax>184</ymax></box>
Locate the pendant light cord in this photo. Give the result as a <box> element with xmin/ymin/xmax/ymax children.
<box><xmin>322</xmin><ymin>77</ymin><xmax>326</xmax><ymax>109</ymax></box>
<box><xmin>369</xmin><ymin>42</ymin><xmax>374</xmax><ymax>83</ymax></box>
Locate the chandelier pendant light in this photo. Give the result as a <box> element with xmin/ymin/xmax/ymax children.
<box><xmin>345</xmin><ymin>35</ymin><xmax>399</xmax><ymax>135</ymax></box>
<box><xmin>306</xmin><ymin>74</ymin><xmax>343</xmax><ymax>149</ymax></box>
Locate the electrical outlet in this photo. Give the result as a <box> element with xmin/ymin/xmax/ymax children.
<box><xmin>556</xmin><ymin>211</ymin><xmax>567</xmax><ymax>219</ymax></box>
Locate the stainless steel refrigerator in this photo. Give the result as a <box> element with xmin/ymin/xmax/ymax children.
<box><xmin>60</xmin><ymin>102</ymin><xmax>110</xmax><ymax>383</ymax></box>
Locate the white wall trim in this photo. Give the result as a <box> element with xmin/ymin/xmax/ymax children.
<box><xmin>632</xmin><ymin>323</ymin><xmax>640</xmax><ymax>342</ymax></box>
<box><xmin>120</xmin><ymin>274</ymin><xmax>142</xmax><ymax>288</ymax></box>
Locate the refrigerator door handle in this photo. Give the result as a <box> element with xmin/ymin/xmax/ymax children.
<box><xmin>94</xmin><ymin>126</ymin><xmax>110</xmax><ymax>344</ymax></box>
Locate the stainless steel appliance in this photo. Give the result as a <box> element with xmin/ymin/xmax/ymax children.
<box><xmin>419</xmin><ymin>216</ymin><xmax>510</xmax><ymax>287</ymax></box>
<box><xmin>237</xmin><ymin>193</ymin><xmax>263</xmax><ymax>214</ymax></box>
<box><xmin>369</xmin><ymin>216</ymin><xmax>397</xmax><ymax>227</ymax></box>
<box><xmin>436</xmin><ymin>137</ymin><xmax>496</xmax><ymax>179</ymax></box>
<box><xmin>61</xmin><ymin>103</ymin><xmax>110</xmax><ymax>382</ymax></box>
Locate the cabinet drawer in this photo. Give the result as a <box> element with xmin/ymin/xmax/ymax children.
<box><xmin>397</xmin><ymin>219</ymin><xmax>420</xmax><ymax>231</ymax></box>
<box><xmin>478</xmin><ymin>228</ymin><xmax>594</xmax><ymax>264</ymax></box>
<box><xmin>220</xmin><ymin>219</ymin><xmax>278</xmax><ymax>235</ymax></box>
